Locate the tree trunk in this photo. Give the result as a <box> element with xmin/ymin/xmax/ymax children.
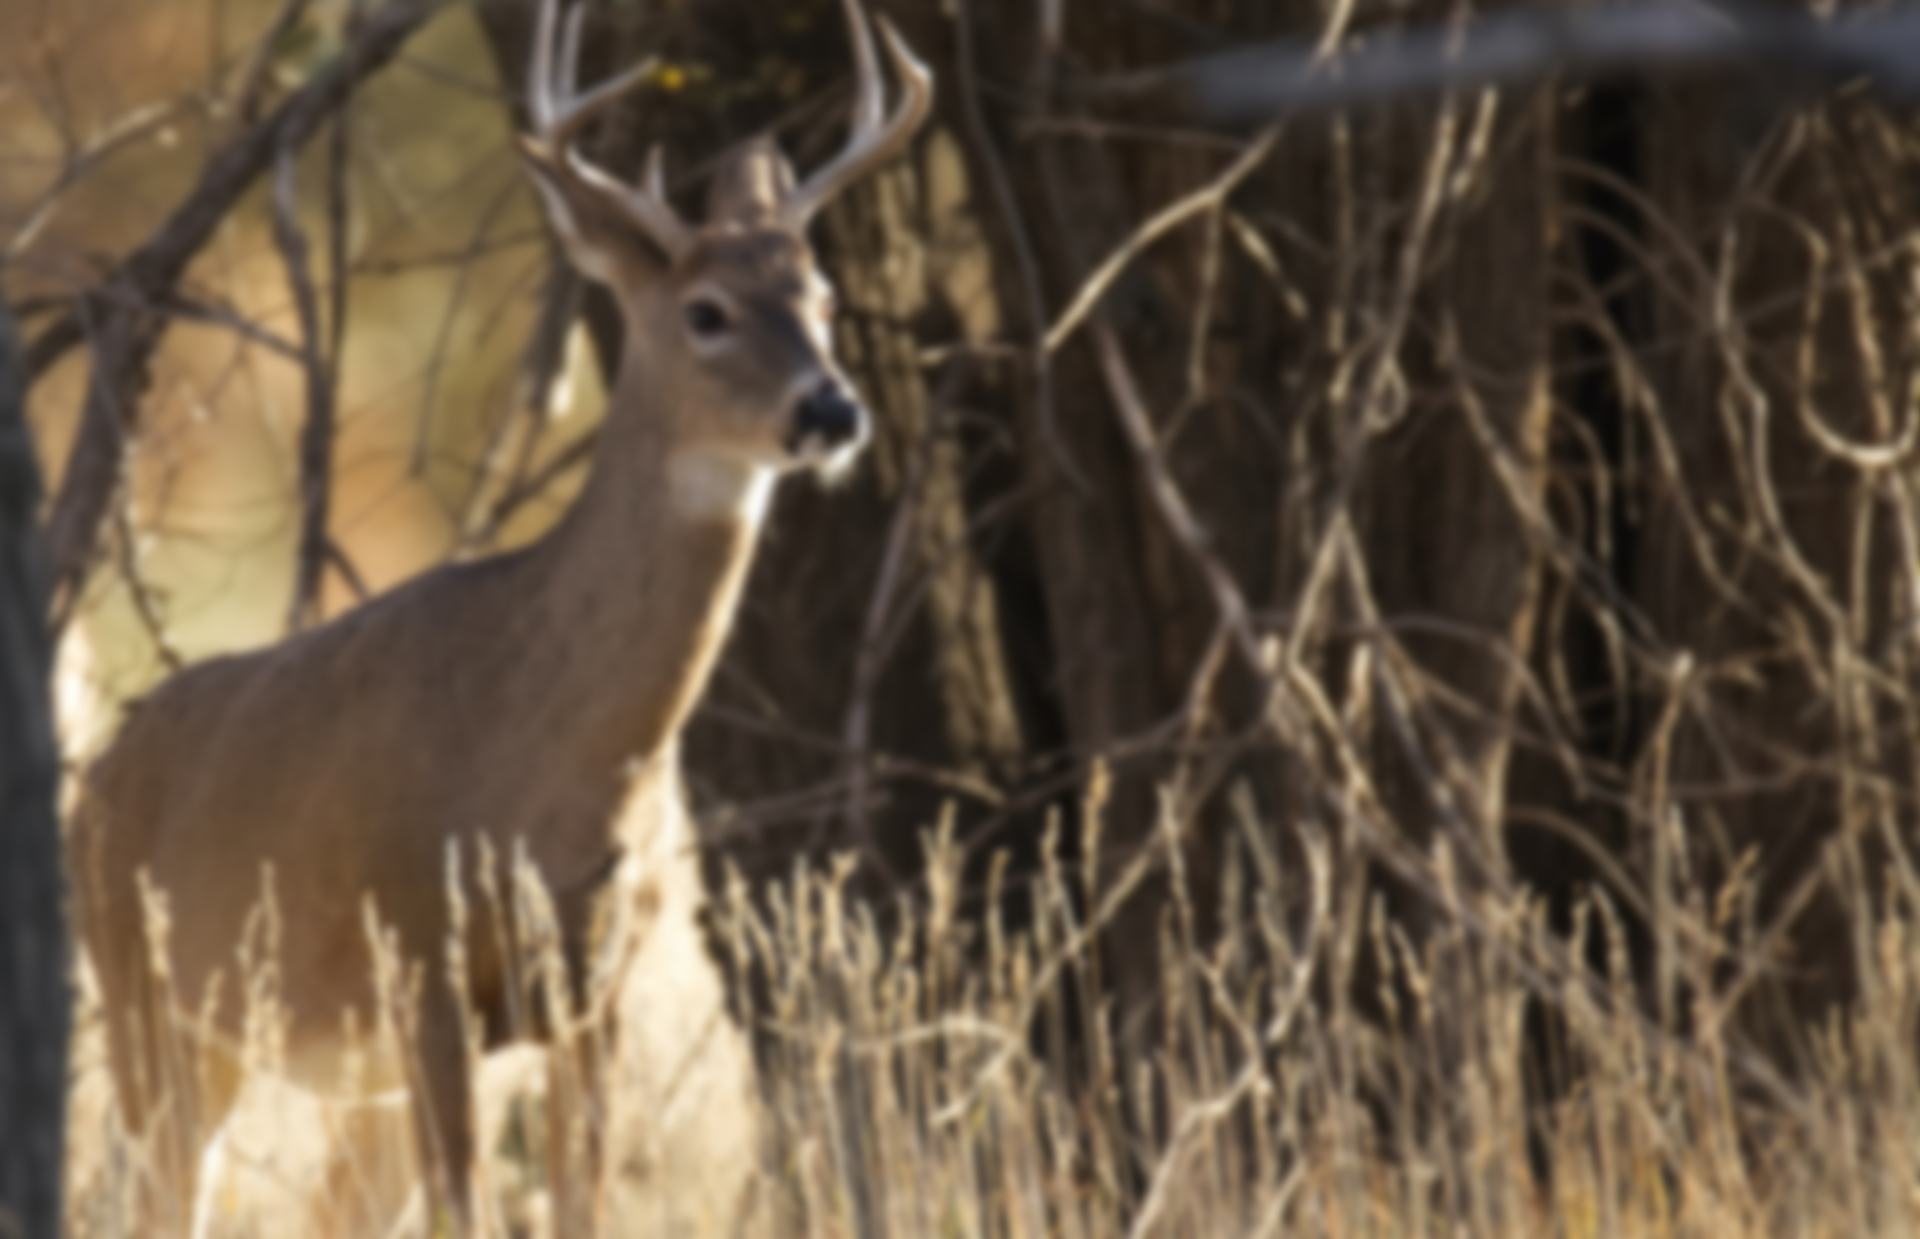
<box><xmin>0</xmin><ymin>296</ymin><xmax>69</xmax><ymax>1237</ymax></box>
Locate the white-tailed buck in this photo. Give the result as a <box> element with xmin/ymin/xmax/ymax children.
<box><xmin>68</xmin><ymin>0</ymin><xmax>930</xmax><ymax>1231</ymax></box>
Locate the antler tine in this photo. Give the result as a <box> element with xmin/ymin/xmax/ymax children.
<box><xmin>530</xmin><ymin>0</ymin><xmax>560</xmax><ymax>130</ymax></box>
<box><xmin>525</xmin><ymin>0</ymin><xmax>693</xmax><ymax>259</ymax></box>
<box><xmin>643</xmin><ymin>146</ymin><xmax>671</xmax><ymax>203</ymax></box>
<box><xmin>559</xmin><ymin>2</ymin><xmax>585</xmax><ymax>101</ymax></box>
<box><xmin>615</xmin><ymin>145</ymin><xmax>692</xmax><ymax>256</ymax></box>
<box><xmin>529</xmin><ymin>0</ymin><xmax>651</xmax><ymax>155</ymax></box>
<box><xmin>844</xmin><ymin>0</ymin><xmax>884</xmax><ymax>138</ymax></box>
<box><xmin>780</xmin><ymin>3</ymin><xmax>933</xmax><ymax>229</ymax></box>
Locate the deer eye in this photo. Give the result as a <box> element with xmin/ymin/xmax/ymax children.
<box><xmin>684</xmin><ymin>298</ymin><xmax>731</xmax><ymax>338</ymax></box>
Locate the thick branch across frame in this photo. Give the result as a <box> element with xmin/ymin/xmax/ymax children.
<box><xmin>1090</xmin><ymin>0</ymin><xmax>1920</xmax><ymax>126</ymax></box>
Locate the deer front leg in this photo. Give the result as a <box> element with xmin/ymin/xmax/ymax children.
<box><xmin>545</xmin><ymin>1011</ymin><xmax>613</xmax><ymax>1237</ymax></box>
<box><xmin>119</xmin><ymin>1031</ymin><xmax>241</xmax><ymax>1238</ymax></box>
<box><xmin>316</xmin><ymin>1096</ymin><xmax>417</xmax><ymax>1238</ymax></box>
<box><xmin>100</xmin><ymin>938</ymin><xmax>242</xmax><ymax>1238</ymax></box>
<box><xmin>537</xmin><ymin>844</ymin><xmax>635</xmax><ymax>1236</ymax></box>
<box><xmin>408</xmin><ymin>985</ymin><xmax>481</xmax><ymax>1237</ymax></box>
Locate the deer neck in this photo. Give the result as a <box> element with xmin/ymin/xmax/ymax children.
<box><xmin>528</xmin><ymin>354</ymin><xmax>774</xmax><ymax>776</ymax></box>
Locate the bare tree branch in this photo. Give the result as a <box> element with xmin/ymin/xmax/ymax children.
<box><xmin>232</xmin><ymin>0</ymin><xmax>321</xmax><ymax>128</ymax></box>
<box><xmin>25</xmin><ymin>0</ymin><xmax>445</xmax><ymax>383</ymax></box>
<box><xmin>31</xmin><ymin>0</ymin><xmax>447</xmax><ymax>627</ymax></box>
<box><xmin>1045</xmin><ymin>125</ymin><xmax>1278</xmax><ymax>355</ymax></box>
<box><xmin>272</xmin><ymin>143</ymin><xmax>335</xmax><ymax>632</ymax></box>
<box><xmin>1088</xmin><ymin>0</ymin><xmax>1920</xmax><ymax>126</ymax></box>
<box><xmin>110</xmin><ymin>492</ymin><xmax>182</xmax><ymax>672</ymax></box>
<box><xmin>3</xmin><ymin>97</ymin><xmax>190</xmax><ymax>264</ymax></box>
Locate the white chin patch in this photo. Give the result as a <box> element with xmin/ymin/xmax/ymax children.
<box><xmin>813</xmin><ymin>441</ymin><xmax>862</xmax><ymax>487</ymax></box>
<box><xmin>669</xmin><ymin>450</ymin><xmax>775</xmax><ymax>523</ymax></box>
<box><xmin>784</xmin><ymin>426</ymin><xmax>867</xmax><ymax>480</ymax></box>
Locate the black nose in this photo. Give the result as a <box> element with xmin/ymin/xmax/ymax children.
<box><xmin>792</xmin><ymin>381</ymin><xmax>865</xmax><ymax>451</ymax></box>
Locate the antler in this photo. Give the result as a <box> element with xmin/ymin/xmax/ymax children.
<box><xmin>779</xmin><ymin>0</ymin><xmax>934</xmax><ymax>229</ymax></box>
<box><xmin>527</xmin><ymin>0</ymin><xmax>693</xmax><ymax>260</ymax></box>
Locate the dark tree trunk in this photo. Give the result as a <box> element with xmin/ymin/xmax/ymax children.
<box><xmin>0</xmin><ymin>296</ymin><xmax>68</xmax><ymax>1237</ymax></box>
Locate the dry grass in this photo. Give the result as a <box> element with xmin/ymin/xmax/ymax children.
<box><xmin>58</xmin><ymin>774</ymin><xmax>1920</xmax><ymax>1239</ymax></box>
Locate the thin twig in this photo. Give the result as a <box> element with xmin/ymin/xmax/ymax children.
<box><xmin>230</xmin><ymin>0</ymin><xmax>318</xmax><ymax>127</ymax></box>
<box><xmin>1047</xmin><ymin>126</ymin><xmax>1280</xmax><ymax>355</ymax></box>
<box><xmin>109</xmin><ymin>493</ymin><xmax>181</xmax><ymax>672</ymax></box>
<box><xmin>838</xmin><ymin>427</ymin><xmax>933</xmax><ymax>851</ymax></box>
<box><xmin>4</xmin><ymin>98</ymin><xmax>190</xmax><ymax>264</ymax></box>
<box><xmin>1092</xmin><ymin>324</ymin><xmax>1260</xmax><ymax>669</ymax></box>
<box><xmin>271</xmin><ymin>142</ymin><xmax>335</xmax><ymax>632</ymax></box>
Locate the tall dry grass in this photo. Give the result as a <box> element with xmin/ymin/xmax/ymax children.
<box><xmin>58</xmin><ymin>762</ymin><xmax>1920</xmax><ymax>1239</ymax></box>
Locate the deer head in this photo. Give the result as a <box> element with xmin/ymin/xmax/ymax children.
<box><xmin>517</xmin><ymin>0</ymin><xmax>931</xmax><ymax>492</ymax></box>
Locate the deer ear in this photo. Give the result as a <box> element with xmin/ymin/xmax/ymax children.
<box><xmin>519</xmin><ymin>139</ymin><xmax>666</xmax><ymax>285</ymax></box>
<box><xmin>706</xmin><ymin>138</ymin><xmax>798</xmax><ymax>228</ymax></box>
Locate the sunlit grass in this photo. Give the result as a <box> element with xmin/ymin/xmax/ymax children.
<box><xmin>60</xmin><ymin>779</ymin><xmax>1920</xmax><ymax>1239</ymax></box>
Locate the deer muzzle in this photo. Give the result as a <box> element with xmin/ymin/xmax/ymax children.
<box><xmin>789</xmin><ymin>379</ymin><xmax>868</xmax><ymax>460</ymax></box>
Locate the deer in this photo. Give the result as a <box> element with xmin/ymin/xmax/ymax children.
<box><xmin>66</xmin><ymin>0</ymin><xmax>931</xmax><ymax>1232</ymax></box>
